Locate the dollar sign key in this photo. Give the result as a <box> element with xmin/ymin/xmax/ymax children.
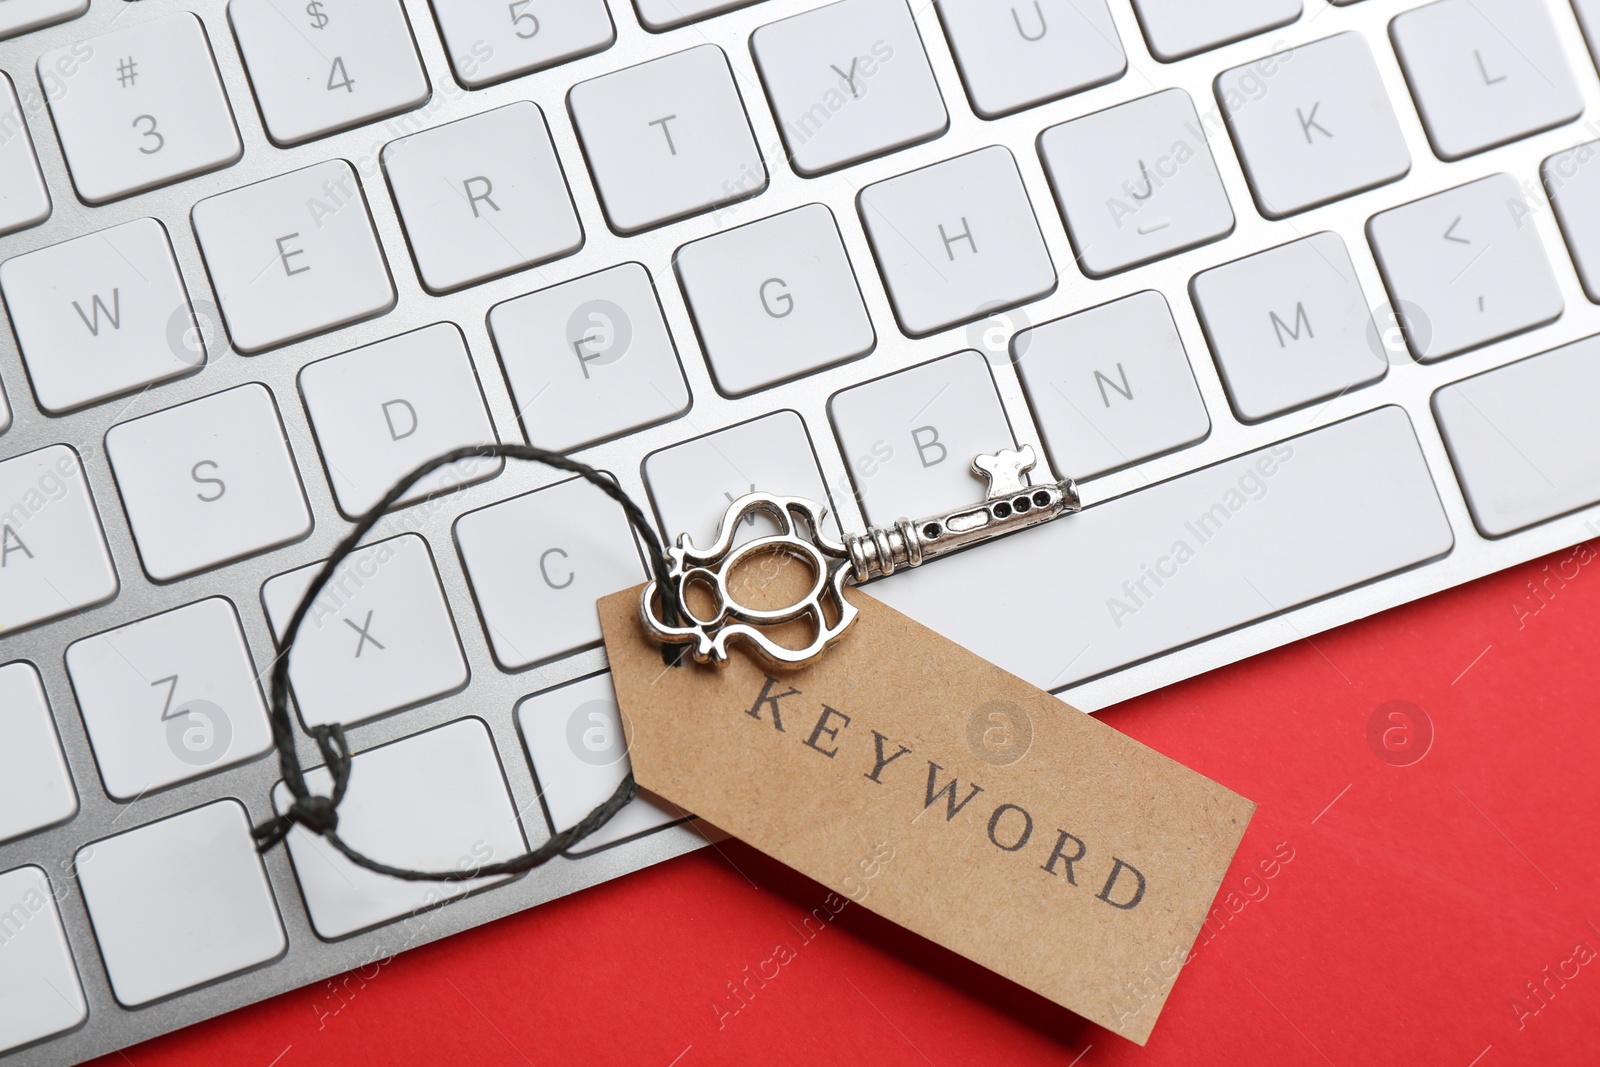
<box><xmin>306</xmin><ymin>1</ymin><xmax>329</xmax><ymax>29</ymax></box>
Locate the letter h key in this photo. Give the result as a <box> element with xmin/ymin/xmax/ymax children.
<box><xmin>641</xmin><ymin>445</ymin><xmax>1081</xmax><ymax>667</ymax></box>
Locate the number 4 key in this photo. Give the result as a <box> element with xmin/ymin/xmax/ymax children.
<box><xmin>229</xmin><ymin>0</ymin><xmax>428</xmax><ymax>146</ymax></box>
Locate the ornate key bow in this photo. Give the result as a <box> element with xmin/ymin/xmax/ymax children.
<box><xmin>641</xmin><ymin>446</ymin><xmax>1081</xmax><ymax>668</ymax></box>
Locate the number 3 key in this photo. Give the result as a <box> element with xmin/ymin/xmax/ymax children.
<box><xmin>41</xmin><ymin>12</ymin><xmax>242</xmax><ymax>203</ymax></box>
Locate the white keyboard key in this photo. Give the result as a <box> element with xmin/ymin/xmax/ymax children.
<box><xmin>1391</xmin><ymin>0</ymin><xmax>1582</xmax><ymax>161</ymax></box>
<box><xmin>1434</xmin><ymin>336</ymin><xmax>1600</xmax><ymax>537</ymax></box>
<box><xmin>301</xmin><ymin>323</ymin><xmax>501</xmax><ymax>518</ymax></box>
<box><xmin>634</xmin><ymin>0</ymin><xmax>758</xmax><ymax>31</ymax></box>
<box><xmin>517</xmin><ymin>673</ymin><xmax>686</xmax><ymax>853</ymax></box>
<box><xmin>0</xmin><ymin>867</ymin><xmax>86</xmax><ymax>1055</ymax></box>
<box><xmin>859</xmin><ymin>147</ymin><xmax>1056</xmax><ymax>337</ymax></box>
<box><xmin>873</xmin><ymin>407</ymin><xmax>1452</xmax><ymax>690</ymax></box>
<box><xmin>752</xmin><ymin>0</ymin><xmax>947</xmax><ymax>176</ymax></box>
<box><xmin>489</xmin><ymin>263</ymin><xmax>690</xmax><ymax>452</ymax></box>
<box><xmin>383</xmin><ymin>102</ymin><xmax>583</xmax><ymax>294</ymax></box>
<box><xmin>65</xmin><ymin>598</ymin><xmax>272</xmax><ymax>800</ymax></box>
<box><xmin>273</xmin><ymin>718</ymin><xmax>524</xmax><ymax>939</ymax></box>
<box><xmin>1192</xmin><ymin>233</ymin><xmax>1386</xmax><ymax>422</ymax></box>
<box><xmin>433</xmin><ymin>0</ymin><xmax>613</xmax><ymax>88</ymax></box>
<box><xmin>1544</xmin><ymin>142</ymin><xmax>1600</xmax><ymax>303</ymax></box>
<box><xmin>1</xmin><ymin>218</ymin><xmax>200</xmax><ymax>414</ymax></box>
<box><xmin>830</xmin><ymin>350</ymin><xmax>1015</xmax><ymax>524</ymax></box>
<box><xmin>645</xmin><ymin>411</ymin><xmax>839</xmax><ymax>548</ymax></box>
<box><xmin>674</xmin><ymin>204</ymin><xmax>873</xmax><ymax>396</ymax></box>
<box><xmin>0</xmin><ymin>445</ymin><xmax>118</xmax><ymax>634</ymax></box>
<box><xmin>41</xmin><ymin>13</ymin><xmax>241</xmax><ymax>203</ymax></box>
<box><xmin>455</xmin><ymin>477</ymin><xmax>644</xmax><ymax>670</ymax></box>
<box><xmin>1039</xmin><ymin>89</ymin><xmax>1234</xmax><ymax>278</ymax></box>
<box><xmin>1368</xmin><ymin>174</ymin><xmax>1563</xmax><ymax>362</ymax></box>
<box><xmin>0</xmin><ymin>663</ymin><xmax>77</xmax><ymax>844</ymax></box>
<box><xmin>1014</xmin><ymin>291</ymin><xmax>1209</xmax><ymax>482</ymax></box>
<box><xmin>935</xmin><ymin>0</ymin><xmax>1126</xmax><ymax>119</ymax></box>
<box><xmin>106</xmin><ymin>384</ymin><xmax>312</xmax><ymax>581</ymax></box>
<box><xmin>0</xmin><ymin>378</ymin><xmax>9</xmax><ymax>434</ymax></box>
<box><xmin>0</xmin><ymin>74</ymin><xmax>48</xmax><ymax>235</ymax></box>
<box><xmin>0</xmin><ymin>0</ymin><xmax>83</xmax><ymax>40</ymax></box>
<box><xmin>1129</xmin><ymin>0</ymin><xmax>1300</xmax><ymax>62</ymax></box>
<box><xmin>193</xmin><ymin>160</ymin><xmax>395</xmax><ymax>352</ymax></box>
<box><xmin>229</xmin><ymin>0</ymin><xmax>429</xmax><ymax>146</ymax></box>
<box><xmin>75</xmin><ymin>800</ymin><xmax>285</xmax><ymax>1007</ymax></box>
<box><xmin>569</xmin><ymin>45</ymin><xmax>766</xmax><ymax>234</ymax></box>
<box><xmin>1218</xmin><ymin>33</ymin><xmax>1410</xmax><ymax>219</ymax></box>
<box><xmin>262</xmin><ymin>534</ymin><xmax>467</xmax><ymax>727</ymax></box>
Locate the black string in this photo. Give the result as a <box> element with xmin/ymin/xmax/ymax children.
<box><xmin>252</xmin><ymin>443</ymin><xmax>686</xmax><ymax>882</ymax></box>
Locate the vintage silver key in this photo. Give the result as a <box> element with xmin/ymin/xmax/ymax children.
<box><xmin>640</xmin><ymin>445</ymin><xmax>1080</xmax><ymax>667</ymax></box>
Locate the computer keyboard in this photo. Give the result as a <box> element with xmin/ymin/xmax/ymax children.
<box><xmin>5</xmin><ymin>0</ymin><xmax>1600</xmax><ymax>1061</ymax></box>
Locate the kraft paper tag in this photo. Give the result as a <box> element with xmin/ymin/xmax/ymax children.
<box><xmin>599</xmin><ymin>586</ymin><xmax>1254</xmax><ymax>1044</ymax></box>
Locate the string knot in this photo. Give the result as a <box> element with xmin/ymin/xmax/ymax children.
<box><xmin>253</xmin><ymin>794</ymin><xmax>339</xmax><ymax>853</ymax></box>
<box><xmin>290</xmin><ymin>795</ymin><xmax>340</xmax><ymax>834</ymax></box>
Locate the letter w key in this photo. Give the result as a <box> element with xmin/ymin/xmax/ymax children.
<box><xmin>0</xmin><ymin>216</ymin><xmax>201</xmax><ymax>413</ymax></box>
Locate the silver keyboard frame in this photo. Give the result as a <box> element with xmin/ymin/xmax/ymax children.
<box><xmin>6</xmin><ymin>0</ymin><xmax>1600</xmax><ymax>1062</ymax></box>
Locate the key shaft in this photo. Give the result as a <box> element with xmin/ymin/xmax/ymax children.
<box><xmin>844</xmin><ymin>446</ymin><xmax>1081</xmax><ymax>582</ymax></box>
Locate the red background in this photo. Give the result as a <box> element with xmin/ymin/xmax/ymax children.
<box><xmin>96</xmin><ymin>545</ymin><xmax>1600</xmax><ymax>1067</ymax></box>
